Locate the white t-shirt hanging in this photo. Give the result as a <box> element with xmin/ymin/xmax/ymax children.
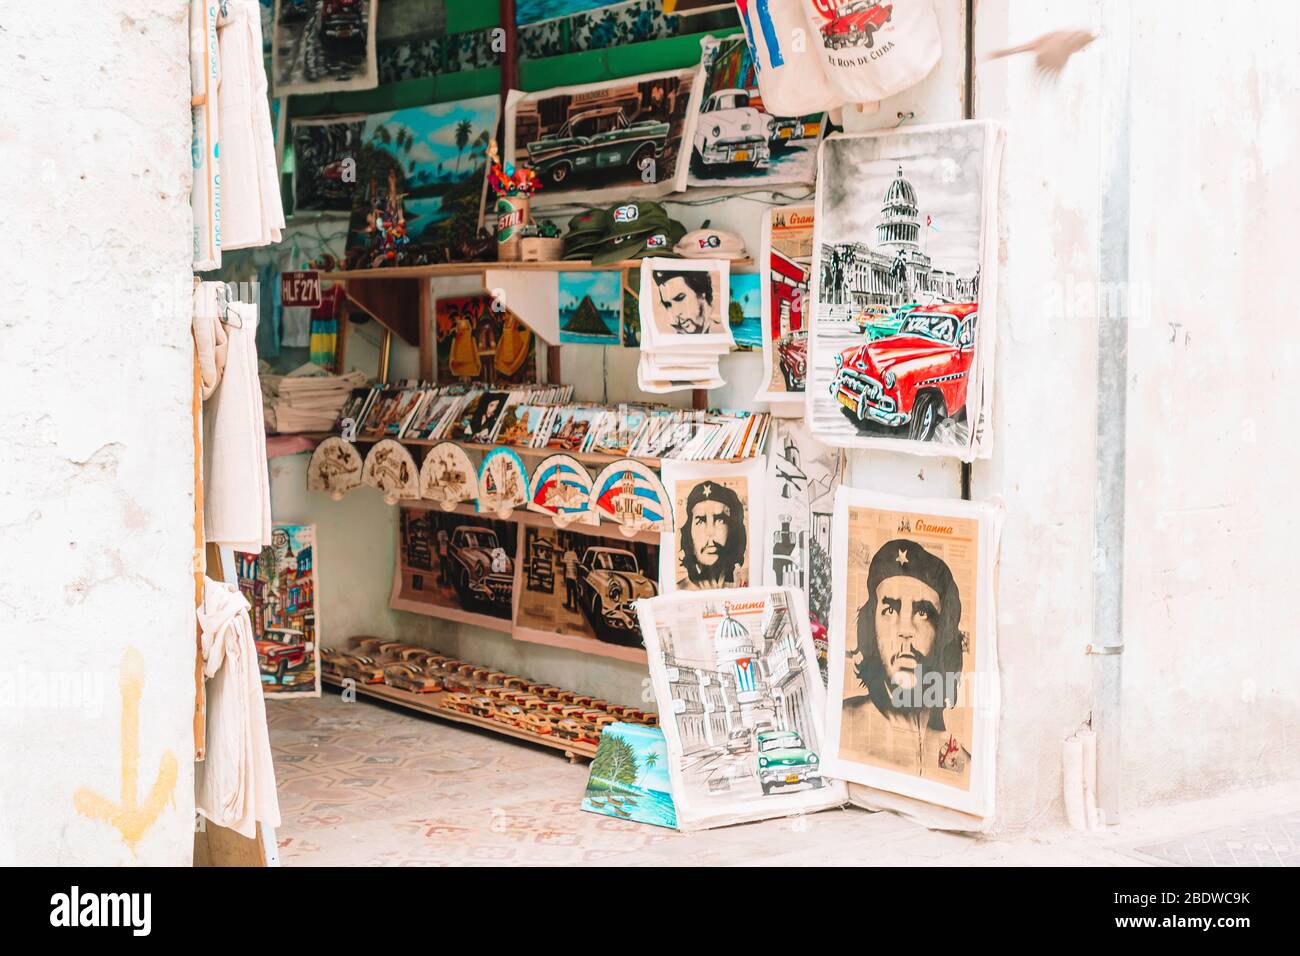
<box><xmin>734</xmin><ymin>0</ymin><xmax>843</xmax><ymax>117</ymax></box>
<box><xmin>801</xmin><ymin>0</ymin><xmax>942</xmax><ymax>104</ymax></box>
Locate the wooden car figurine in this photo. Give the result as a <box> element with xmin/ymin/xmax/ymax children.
<box><xmin>382</xmin><ymin>663</ymin><xmax>443</xmax><ymax>694</ymax></box>
<box><xmin>337</xmin><ymin>653</ymin><xmax>386</xmax><ymax>684</ymax></box>
<box><xmin>484</xmin><ymin>671</ymin><xmax>509</xmax><ymax>686</ymax></box>
<box><xmin>493</xmin><ymin>703</ymin><xmax>525</xmax><ymax>727</ymax></box>
<box><xmin>553</xmin><ymin>718</ymin><xmax>585</xmax><ymax>741</ymax></box>
<box><xmin>439</xmin><ymin>692</ymin><xmax>474</xmax><ymax>714</ymax></box>
<box><xmin>519</xmin><ymin>712</ymin><xmax>554</xmax><ymax>736</ymax></box>
<box><xmin>468</xmin><ymin>696</ymin><xmax>496</xmax><ymax>718</ymax></box>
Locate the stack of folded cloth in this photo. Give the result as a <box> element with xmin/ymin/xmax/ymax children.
<box><xmin>260</xmin><ymin>362</ymin><xmax>369</xmax><ymax>433</ymax></box>
<box><xmin>561</xmin><ymin>200</ymin><xmax>687</xmax><ymax>265</ymax></box>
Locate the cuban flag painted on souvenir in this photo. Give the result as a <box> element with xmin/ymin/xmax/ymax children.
<box><xmin>591</xmin><ymin>460</ymin><xmax>673</xmax><ymax>533</ymax></box>
<box><xmin>528</xmin><ymin>454</ymin><xmax>596</xmax><ymax>524</ymax></box>
<box><xmin>734</xmin><ymin>657</ymin><xmax>758</xmax><ymax>693</ymax></box>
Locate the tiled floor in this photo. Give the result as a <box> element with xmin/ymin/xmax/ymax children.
<box><xmin>268</xmin><ymin>693</ymin><xmax>1300</xmax><ymax>867</ymax></box>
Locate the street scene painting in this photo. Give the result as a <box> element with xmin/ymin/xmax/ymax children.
<box><xmin>390</xmin><ymin>507</ymin><xmax>519</xmax><ymax>633</ymax></box>
<box><xmin>235</xmin><ymin>524</ymin><xmax>321</xmax><ymax>699</ymax></box>
<box><xmin>687</xmin><ymin>35</ymin><xmax>822</xmax><ymax>188</ymax></box>
<box><xmin>809</xmin><ymin>123</ymin><xmax>1003</xmax><ymax>460</ymax></box>
<box><xmin>581</xmin><ymin>722</ymin><xmax>678</xmax><ymax>829</ymax></box>
<box><xmin>557</xmin><ymin>271</ymin><xmax>622</xmax><ymax>345</ymax></box>
<box><xmin>755</xmin><ymin>204</ymin><xmax>815</xmax><ymax>403</ymax></box>
<box><xmin>272</xmin><ymin>0</ymin><xmax>379</xmax><ymax>97</ymax></box>
<box><xmin>761</xmin><ymin>420</ymin><xmax>844</xmax><ymax>679</ymax></box>
<box><xmin>514</xmin><ymin>519</ymin><xmax>659</xmax><ymax>659</ymax></box>
<box><xmin>506</xmin><ymin>68</ymin><xmax>699</xmax><ymax>206</ymax></box>
<box><xmin>291</xmin><ymin>116</ymin><xmax>364</xmax><ymax>214</ymax></box>
<box><xmin>636</xmin><ymin>587</ymin><xmax>846</xmax><ymax>829</ymax></box>
<box><xmin>344</xmin><ymin>96</ymin><xmax>500</xmax><ymax>269</ymax></box>
<box><xmin>825</xmin><ymin>489</ymin><xmax>1001</xmax><ymax>818</ymax></box>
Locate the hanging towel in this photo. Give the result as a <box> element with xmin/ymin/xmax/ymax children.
<box><xmin>735</xmin><ymin>0</ymin><xmax>843</xmax><ymax>117</ymax></box>
<box><xmin>217</xmin><ymin>0</ymin><xmax>284</xmax><ymax>251</ymax></box>
<box><xmin>800</xmin><ymin>0</ymin><xmax>942</xmax><ymax>106</ymax></box>
<box><xmin>190</xmin><ymin>0</ymin><xmax>222</xmax><ymax>270</ymax></box>
<box><xmin>203</xmin><ymin>297</ymin><xmax>272</xmax><ymax>553</ymax></box>
<box><xmin>192</xmin><ymin>281</ymin><xmax>229</xmax><ymax>400</ymax></box>
<box><xmin>195</xmin><ymin>577</ymin><xmax>281</xmax><ymax>839</ymax></box>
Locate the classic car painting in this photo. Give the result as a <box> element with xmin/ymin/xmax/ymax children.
<box><xmin>577</xmin><ymin>547</ymin><xmax>657</xmax><ymax>646</ymax></box>
<box><xmin>448</xmin><ymin>525</ymin><xmax>514</xmax><ymax>610</ymax></box>
<box><xmin>829</xmin><ymin>303</ymin><xmax>977</xmax><ymax>441</ymax></box>
<box><xmin>777</xmin><ymin>330</ymin><xmax>808</xmax><ymax>391</ymax></box>
<box><xmin>687</xmin><ymin>35</ymin><xmax>821</xmax><ymax>189</ymax></box>
<box><xmin>820</xmin><ymin>1</ymin><xmax>894</xmax><ymax>51</ymax></box>
<box><xmin>692</xmin><ymin>89</ymin><xmax>771</xmax><ymax>170</ymax></box>
<box><xmin>508</xmin><ymin>68</ymin><xmax>698</xmax><ymax>204</ymax></box>
<box><xmin>392</xmin><ymin>509</ymin><xmax>518</xmax><ymax>630</ymax></box>
<box><xmin>527</xmin><ymin>107</ymin><xmax>670</xmax><ymax>186</ymax></box>
<box><xmin>515</xmin><ymin>524</ymin><xmax>659</xmax><ymax>658</ymax></box>
<box><xmin>756</xmin><ymin>730</ymin><xmax>824</xmax><ymax>795</ymax></box>
<box><xmin>256</xmin><ymin>627</ymin><xmax>309</xmax><ymax>684</ymax></box>
<box><xmin>809</xmin><ymin>123</ymin><xmax>1000</xmax><ymax>458</ymax></box>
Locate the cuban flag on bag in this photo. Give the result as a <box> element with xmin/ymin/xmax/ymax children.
<box><xmin>735</xmin><ymin>658</ymin><xmax>757</xmax><ymax>693</ymax></box>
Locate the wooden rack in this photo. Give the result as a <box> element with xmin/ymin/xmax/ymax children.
<box><xmin>320</xmin><ymin>674</ymin><xmax>598</xmax><ymax>763</ymax></box>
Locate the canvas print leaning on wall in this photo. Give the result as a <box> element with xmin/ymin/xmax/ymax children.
<box><xmin>636</xmin><ymin>587</ymin><xmax>846</xmax><ymax>830</ymax></box>
<box><xmin>808</xmin><ymin>121</ymin><xmax>1005</xmax><ymax>461</ymax></box>
<box><xmin>824</xmin><ymin>488</ymin><xmax>1002</xmax><ymax>822</ymax></box>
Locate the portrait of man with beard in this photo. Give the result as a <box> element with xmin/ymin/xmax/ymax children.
<box><xmin>676</xmin><ymin>480</ymin><xmax>748</xmax><ymax>590</ymax></box>
<box><xmin>840</xmin><ymin>537</ymin><xmax>971</xmax><ymax>783</ymax></box>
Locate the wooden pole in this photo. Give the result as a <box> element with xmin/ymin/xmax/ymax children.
<box><xmin>499</xmin><ymin>0</ymin><xmax>519</xmax><ymax>102</ymax></box>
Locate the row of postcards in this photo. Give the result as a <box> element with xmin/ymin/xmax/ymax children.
<box><xmin>340</xmin><ymin>381</ymin><xmax>772</xmax><ymax>463</ymax></box>
<box><xmin>308</xmin><ymin>435</ymin><xmax>676</xmax><ymax>535</ymax></box>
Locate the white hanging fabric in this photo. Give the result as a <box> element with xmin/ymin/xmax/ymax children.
<box><xmin>195</xmin><ymin>577</ymin><xmax>282</xmax><ymax>840</ymax></box>
<box><xmin>734</xmin><ymin>0</ymin><xmax>843</xmax><ymax>117</ymax></box>
<box><xmin>192</xmin><ymin>281</ymin><xmax>228</xmax><ymax>401</ymax></box>
<box><xmin>190</xmin><ymin>0</ymin><xmax>222</xmax><ymax>270</ymax></box>
<box><xmin>800</xmin><ymin>0</ymin><xmax>942</xmax><ymax>106</ymax></box>
<box><xmin>203</xmin><ymin>295</ymin><xmax>272</xmax><ymax>553</ymax></box>
<box><xmin>217</xmin><ymin>0</ymin><xmax>284</xmax><ymax>251</ymax></box>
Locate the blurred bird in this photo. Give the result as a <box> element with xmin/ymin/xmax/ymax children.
<box><xmin>987</xmin><ymin>29</ymin><xmax>1097</xmax><ymax>81</ymax></box>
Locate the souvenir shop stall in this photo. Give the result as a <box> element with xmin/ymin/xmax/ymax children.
<box><xmin>190</xmin><ymin>0</ymin><xmax>1024</xmax><ymax>859</ymax></box>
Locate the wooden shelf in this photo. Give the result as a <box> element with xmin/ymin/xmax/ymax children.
<box><xmin>327</xmin><ymin>258</ymin><xmax>753</xmax><ymax>281</ymax></box>
<box><xmin>349</xmin><ymin>434</ymin><xmax>764</xmax><ymax>470</ymax></box>
<box><xmin>321</xmin><ymin>674</ymin><xmax>598</xmax><ymax>763</ymax></box>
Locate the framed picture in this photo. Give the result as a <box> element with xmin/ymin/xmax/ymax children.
<box><xmin>235</xmin><ymin>524</ymin><xmax>321</xmax><ymax>699</ymax></box>
<box><xmin>290</xmin><ymin>115</ymin><xmax>365</xmax><ymax>214</ymax></box>
<box><xmin>512</xmin><ymin>512</ymin><xmax>659</xmax><ymax>663</ymax></box>
<box><xmin>581</xmin><ymin>722</ymin><xmax>678</xmax><ymax>829</ymax></box>
<box><xmin>435</xmin><ymin>295</ymin><xmax>538</xmax><ymax>385</ymax></box>
<box><xmin>636</xmin><ymin>587</ymin><xmax>847</xmax><ymax>830</ymax></box>
<box><xmin>271</xmin><ymin>0</ymin><xmax>379</xmax><ymax>97</ymax></box>
<box><xmin>687</xmin><ymin>35</ymin><xmax>823</xmax><ymax>189</ymax></box>
<box><xmin>659</xmin><ymin>458</ymin><xmax>765</xmax><ymax>594</ymax></box>
<box><xmin>390</xmin><ymin>506</ymin><xmax>519</xmax><ymax>633</ymax></box>
<box><xmin>638</xmin><ymin>258</ymin><xmax>732</xmax><ymax>349</ymax></box>
<box><xmin>754</xmin><ymin>204</ymin><xmax>814</xmax><ymax>404</ymax></box>
<box><xmin>343</xmin><ymin>96</ymin><xmax>500</xmax><ymax>270</ymax></box>
<box><xmin>505</xmin><ymin>67</ymin><xmax>701</xmax><ymax>206</ymax></box>
<box><xmin>825</xmin><ymin>488</ymin><xmax>1002</xmax><ymax>818</ymax></box>
<box><xmin>808</xmin><ymin>122</ymin><xmax>1005</xmax><ymax>460</ymax></box>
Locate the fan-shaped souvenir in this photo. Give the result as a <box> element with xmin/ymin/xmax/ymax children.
<box><xmin>419</xmin><ymin>441</ymin><xmax>478</xmax><ymax>510</ymax></box>
<box><xmin>307</xmin><ymin>437</ymin><xmax>363</xmax><ymax>499</ymax></box>
<box><xmin>362</xmin><ymin>439</ymin><xmax>420</xmax><ymax>504</ymax></box>
<box><xmin>527</xmin><ymin>454</ymin><xmax>596</xmax><ymax>526</ymax></box>
<box><xmin>590</xmin><ymin>460</ymin><xmax>673</xmax><ymax>535</ymax></box>
<box><xmin>477</xmin><ymin>446</ymin><xmax>529</xmax><ymax>517</ymax></box>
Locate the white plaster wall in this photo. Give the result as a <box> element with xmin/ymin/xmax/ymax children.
<box><xmin>1120</xmin><ymin>1</ymin><xmax>1300</xmax><ymax>805</ymax></box>
<box><xmin>0</xmin><ymin>2</ymin><xmax>197</xmax><ymax>864</ymax></box>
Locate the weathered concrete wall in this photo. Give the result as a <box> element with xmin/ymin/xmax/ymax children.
<box><xmin>0</xmin><ymin>1</ymin><xmax>196</xmax><ymax>864</ymax></box>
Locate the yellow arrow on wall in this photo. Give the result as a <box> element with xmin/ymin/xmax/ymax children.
<box><xmin>74</xmin><ymin>648</ymin><xmax>178</xmax><ymax>852</ymax></box>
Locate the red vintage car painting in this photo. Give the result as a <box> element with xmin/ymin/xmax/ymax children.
<box><xmin>821</xmin><ymin>2</ymin><xmax>893</xmax><ymax>52</ymax></box>
<box><xmin>829</xmin><ymin>303</ymin><xmax>977</xmax><ymax>441</ymax></box>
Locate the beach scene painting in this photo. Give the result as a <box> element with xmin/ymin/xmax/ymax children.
<box><xmin>729</xmin><ymin>272</ymin><xmax>763</xmax><ymax>349</ymax></box>
<box><xmin>344</xmin><ymin>95</ymin><xmax>500</xmax><ymax>269</ymax></box>
<box><xmin>558</xmin><ymin>272</ymin><xmax>623</xmax><ymax>345</ymax></box>
<box><xmin>581</xmin><ymin>722</ymin><xmax>678</xmax><ymax>829</ymax></box>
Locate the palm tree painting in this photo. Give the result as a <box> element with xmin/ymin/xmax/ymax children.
<box><xmin>454</xmin><ymin>119</ymin><xmax>473</xmax><ymax>173</ymax></box>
